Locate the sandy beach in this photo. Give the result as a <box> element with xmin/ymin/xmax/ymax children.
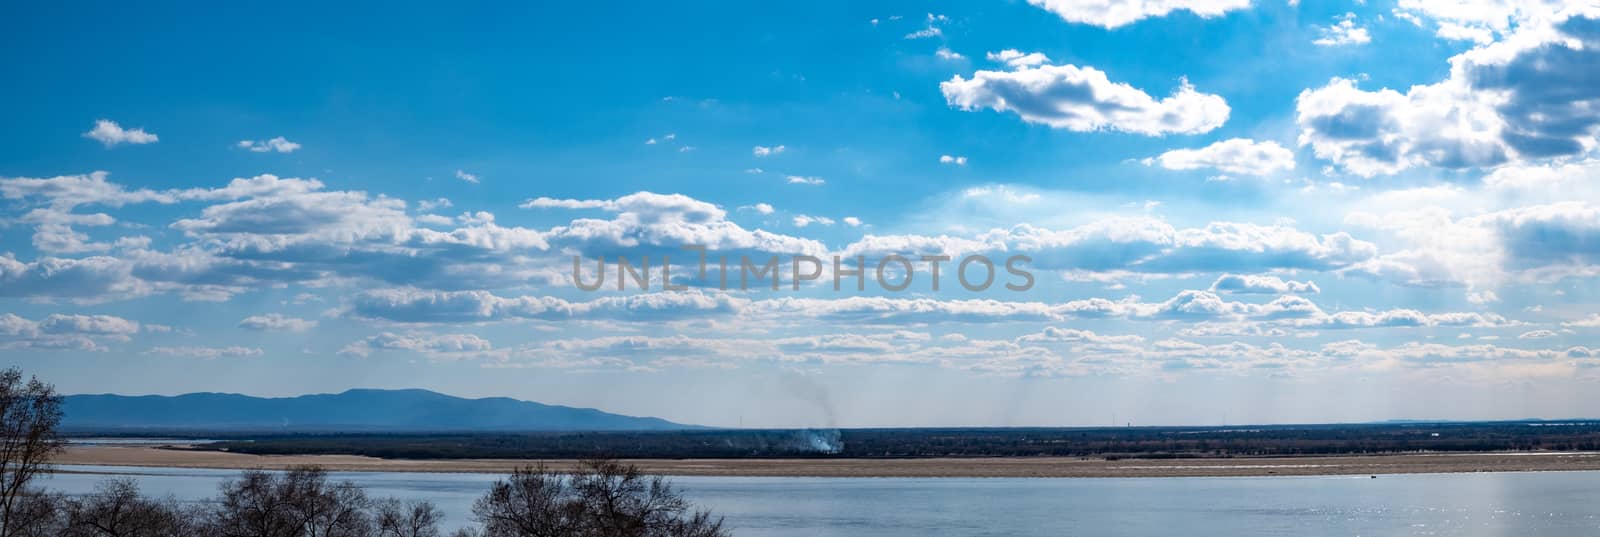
<box><xmin>53</xmin><ymin>445</ymin><xmax>1600</xmax><ymax>478</ymax></box>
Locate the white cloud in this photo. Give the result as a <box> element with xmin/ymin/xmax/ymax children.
<box><xmin>145</xmin><ymin>346</ymin><xmax>263</xmax><ymax>359</ymax></box>
<box><xmin>942</xmin><ymin>63</ymin><xmax>1229</xmax><ymax>135</ymax></box>
<box><xmin>454</xmin><ymin>170</ymin><xmax>480</xmax><ymax>184</ymax></box>
<box><xmin>1519</xmin><ymin>329</ymin><xmax>1559</xmax><ymax>339</ymax></box>
<box><xmin>936</xmin><ymin>47</ymin><xmax>965</xmax><ymax>61</ymax></box>
<box><xmin>1025</xmin><ymin>0</ymin><xmax>1252</xmax><ymax>29</ymax></box>
<box><xmin>843</xmin><ymin>216</ymin><xmax>863</xmax><ymax>227</ymax></box>
<box><xmin>753</xmin><ymin>145</ymin><xmax>786</xmax><ymax>157</ymax></box>
<box><xmin>416</xmin><ymin>198</ymin><xmax>452</xmax><ymax>212</ymax></box>
<box><xmin>238</xmin><ymin>313</ymin><xmax>319</xmax><ymax>332</ymax></box>
<box><xmin>0</xmin><ymin>173</ymin><xmax>584</xmax><ymax>300</ymax></box>
<box><xmin>985</xmin><ymin>49</ymin><xmax>1051</xmax><ymax>68</ymax></box>
<box><xmin>905</xmin><ymin>14</ymin><xmax>947</xmax><ymax>39</ymax></box>
<box><xmin>1298</xmin><ymin>310</ymin><xmax>1509</xmax><ymax>329</ymax></box>
<box><xmin>846</xmin><ymin>217</ymin><xmax>1377</xmax><ymax>274</ymax></box>
<box><xmin>1393</xmin><ymin>0</ymin><xmax>1567</xmax><ymax>43</ymax></box>
<box><xmin>1313</xmin><ymin>14</ymin><xmax>1372</xmax><ymax>47</ymax></box>
<box><xmin>346</xmin><ymin>289</ymin><xmax>746</xmax><ymax>324</ymax></box>
<box><xmin>1148</xmin><ymin>138</ymin><xmax>1295</xmax><ymax>176</ymax></box>
<box><xmin>236</xmin><ymin>136</ymin><xmax>302</xmax><ymax>153</ymax></box>
<box><xmin>1297</xmin><ymin>12</ymin><xmax>1600</xmax><ymax>176</ymax></box>
<box><xmin>38</xmin><ymin>314</ymin><xmax>140</xmax><ymax>336</ymax></box>
<box><xmin>792</xmin><ymin>215</ymin><xmax>835</xmax><ymax>228</ymax></box>
<box><xmin>522</xmin><ymin>191</ymin><xmax>827</xmax><ymax>261</ymax></box>
<box><xmin>786</xmin><ymin>175</ymin><xmax>825</xmax><ymax>185</ymax></box>
<box><xmin>1210</xmin><ymin>274</ymin><xmax>1320</xmax><ymax>294</ymax></box>
<box><xmin>82</xmin><ymin>120</ymin><xmax>158</xmax><ymax>147</ymax></box>
<box><xmin>0</xmin><ymin>312</ymin><xmax>141</xmax><ymax>352</ymax></box>
<box><xmin>1564</xmin><ymin>314</ymin><xmax>1600</xmax><ymax>328</ymax></box>
<box><xmin>748</xmin><ymin>203</ymin><xmax>775</xmax><ymax>215</ymax></box>
<box><xmin>1467</xmin><ymin>290</ymin><xmax>1500</xmax><ymax>304</ymax></box>
<box><xmin>339</xmin><ymin>332</ymin><xmax>493</xmax><ymax>358</ymax></box>
<box><xmin>1347</xmin><ymin>201</ymin><xmax>1600</xmax><ymax>287</ymax></box>
<box><xmin>939</xmin><ymin>155</ymin><xmax>968</xmax><ymax>166</ymax></box>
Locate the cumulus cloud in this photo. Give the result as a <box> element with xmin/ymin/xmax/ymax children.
<box><xmin>455</xmin><ymin>170</ymin><xmax>479</xmax><ymax>184</ymax></box>
<box><xmin>985</xmin><ymin>49</ymin><xmax>1050</xmax><ymax>68</ymax></box>
<box><xmin>1314</xmin><ymin>13</ymin><xmax>1372</xmax><ymax>46</ymax></box>
<box><xmin>845</xmin><ymin>217</ymin><xmax>1376</xmax><ymax>274</ymax></box>
<box><xmin>752</xmin><ymin>145</ymin><xmax>786</xmax><ymax>157</ymax></box>
<box><xmin>1347</xmin><ymin>201</ymin><xmax>1600</xmax><ymax>287</ymax></box>
<box><xmin>1</xmin><ymin>171</ymin><xmax>175</xmax><ymax>209</ymax></box>
<box><xmin>1210</xmin><ymin>274</ymin><xmax>1320</xmax><ymax>294</ymax></box>
<box><xmin>345</xmin><ymin>289</ymin><xmax>746</xmax><ymax>324</ymax></box>
<box><xmin>743</xmin><ymin>203</ymin><xmax>775</xmax><ymax>215</ymax></box>
<box><xmin>942</xmin><ymin>63</ymin><xmax>1229</xmax><ymax>135</ymax></box>
<box><xmin>238</xmin><ymin>313</ymin><xmax>319</xmax><ymax>332</ymax></box>
<box><xmin>339</xmin><ymin>332</ymin><xmax>493</xmax><ymax>358</ymax></box>
<box><xmin>0</xmin><ymin>181</ymin><xmax>856</xmax><ymax>303</ymax></box>
<box><xmin>0</xmin><ymin>313</ymin><xmax>141</xmax><ymax>351</ymax></box>
<box><xmin>83</xmin><ymin>120</ymin><xmax>158</xmax><ymax>147</ymax></box>
<box><xmin>1147</xmin><ymin>138</ymin><xmax>1295</xmax><ymax>176</ymax></box>
<box><xmin>936</xmin><ymin>47</ymin><xmax>965</xmax><ymax>61</ymax></box>
<box><xmin>1296</xmin><ymin>309</ymin><xmax>1509</xmax><ymax>329</ymax></box>
<box><xmin>0</xmin><ymin>173</ymin><xmax>574</xmax><ymax>300</ymax></box>
<box><xmin>526</xmin><ymin>191</ymin><xmax>825</xmax><ymax>260</ymax></box>
<box><xmin>0</xmin><ymin>254</ymin><xmax>146</xmax><ymax>303</ymax></box>
<box><xmin>237</xmin><ymin>137</ymin><xmax>302</xmax><ymax>153</ymax></box>
<box><xmin>939</xmin><ymin>155</ymin><xmax>968</xmax><ymax>166</ymax></box>
<box><xmin>1394</xmin><ymin>0</ymin><xmax>1568</xmax><ymax>44</ymax></box>
<box><xmin>904</xmin><ymin>13</ymin><xmax>948</xmax><ymax>39</ymax></box>
<box><xmin>1297</xmin><ymin>13</ymin><xmax>1600</xmax><ymax>176</ymax></box>
<box><xmin>1565</xmin><ymin>314</ymin><xmax>1600</xmax><ymax>328</ymax></box>
<box><xmin>792</xmin><ymin>215</ymin><xmax>835</xmax><ymax>227</ymax></box>
<box><xmin>1024</xmin><ymin>0</ymin><xmax>1252</xmax><ymax>29</ymax></box>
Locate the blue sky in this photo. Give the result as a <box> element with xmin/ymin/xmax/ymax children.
<box><xmin>4</xmin><ymin>0</ymin><xmax>1600</xmax><ymax>427</ymax></box>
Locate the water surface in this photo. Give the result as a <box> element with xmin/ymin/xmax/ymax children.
<box><xmin>44</xmin><ymin>465</ymin><xmax>1600</xmax><ymax>536</ymax></box>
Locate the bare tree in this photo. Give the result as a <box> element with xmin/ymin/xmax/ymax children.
<box><xmin>211</xmin><ymin>466</ymin><xmax>374</xmax><ymax>537</ymax></box>
<box><xmin>60</xmin><ymin>478</ymin><xmax>198</xmax><ymax>537</ymax></box>
<box><xmin>2</xmin><ymin>491</ymin><xmax>61</xmax><ymax>537</ymax></box>
<box><xmin>472</xmin><ymin>459</ymin><xmax>726</xmax><ymax>537</ymax></box>
<box><xmin>0</xmin><ymin>368</ymin><xmax>66</xmax><ymax>537</ymax></box>
<box><xmin>374</xmin><ymin>499</ymin><xmax>443</xmax><ymax>537</ymax></box>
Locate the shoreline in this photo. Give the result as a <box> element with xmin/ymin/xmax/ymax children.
<box><xmin>54</xmin><ymin>445</ymin><xmax>1600</xmax><ymax>478</ymax></box>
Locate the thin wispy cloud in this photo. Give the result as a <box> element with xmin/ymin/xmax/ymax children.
<box><xmin>237</xmin><ymin>136</ymin><xmax>302</xmax><ymax>153</ymax></box>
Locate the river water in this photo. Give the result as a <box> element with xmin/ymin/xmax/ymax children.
<box><xmin>42</xmin><ymin>465</ymin><xmax>1600</xmax><ymax>536</ymax></box>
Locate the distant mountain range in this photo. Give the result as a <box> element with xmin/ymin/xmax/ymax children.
<box><xmin>61</xmin><ymin>388</ymin><xmax>694</xmax><ymax>432</ymax></box>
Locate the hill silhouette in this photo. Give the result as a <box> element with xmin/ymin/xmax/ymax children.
<box><xmin>62</xmin><ymin>388</ymin><xmax>692</xmax><ymax>432</ymax></box>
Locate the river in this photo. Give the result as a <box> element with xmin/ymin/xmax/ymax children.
<box><xmin>42</xmin><ymin>465</ymin><xmax>1600</xmax><ymax>536</ymax></box>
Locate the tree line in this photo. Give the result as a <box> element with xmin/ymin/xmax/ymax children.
<box><xmin>0</xmin><ymin>368</ymin><xmax>729</xmax><ymax>537</ymax></box>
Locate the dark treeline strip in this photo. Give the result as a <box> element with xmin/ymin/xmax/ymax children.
<box><xmin>23</xmin><ymin>461</ymin><xmax>726</xmax><ymax>537</ymax></box>
<box><xmin>194</xmin><ymin>422</ymin><xmax>1600</xmax><ymax>460</ymax></box>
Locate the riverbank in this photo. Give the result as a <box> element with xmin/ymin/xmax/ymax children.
<box><xmin>54</xmin><ymin>445</ymin><xmax>1600</xmax><ymax>478</ymax></box>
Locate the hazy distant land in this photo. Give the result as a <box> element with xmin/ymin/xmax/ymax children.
<box><xmin>57</xmin><ymin>444</ymin><xmax>1600</xmax><ymax>478</ymax></box>
<box><xmin>58</xmin><ymin>388</ymin><xmax>1600</xmax><ymax>478</ymax></box>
